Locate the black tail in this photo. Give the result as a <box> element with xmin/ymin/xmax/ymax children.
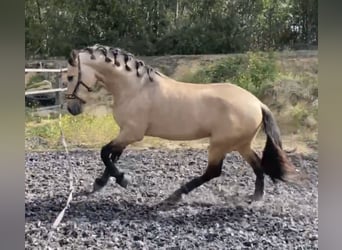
<box><xmin>260</xmin><ymin>106</ymin><xmax>297</xmax><ymax>182</ymax></box>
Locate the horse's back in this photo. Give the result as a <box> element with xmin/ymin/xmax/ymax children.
<box><xmin>144</xmin><ymin>79</ymin><xmax>264</xmax><ymax>143</ymax></box>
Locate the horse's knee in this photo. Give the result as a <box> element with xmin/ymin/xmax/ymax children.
<box><xmin>100</xmin><ymin>144</ymin><xmax>111</xmax><ymax>160</ymax></box>
<box><xmin>100</xmin><ymin>142</ymin><xmax>125</xmax><ymax>179</ymax></box>
<box><xmin>101</xmin><ymin>142</ymin><xmax>124</xmax><ymax>162</ymax></box>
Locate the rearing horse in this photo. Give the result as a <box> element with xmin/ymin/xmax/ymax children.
<box><xmin>64</xmin><ymin>44</ymin><xmax>298</xmax><ymax>204</ymax></box>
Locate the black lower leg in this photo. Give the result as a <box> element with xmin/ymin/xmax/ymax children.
<box><xmin>95</xmin><ymin>142</ymin><xmax>126</xmax><ymax>188</ymax></box>
<box><xmin>110</xmin><ymin>149</ymin><xmax>123</xmax><ymax>164</ymax></box>
<box><xmin>161</xmin><ymin>158</ymin><xmax>224</xmax><ymax>205</ymax></box>
<box><xmin>109</xmin><ymin>146</ymin><xmax>126</xmax><ymax>185</ymax></box>
<box><xmin>180</xmin><ymin>159</ymin><xmax>224</xmax><ymax>195</ymax></box>
<box><xmin>253</xmin><ymin>168</ymin><xmax>264</xmax><ymax>199</ymax></box>
<box><xmin>250</xmin><ymin>152</ymin><xmax>264</xmax><ymax>200</ymax></box>
<box><xmin>94</xmin><ymin>167</ymin><xmax>111</xmax><ymax>187</ymax></box>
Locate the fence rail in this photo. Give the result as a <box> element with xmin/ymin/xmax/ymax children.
<box><xmin>25</xmin><ymin>67</ymin><xmax>67</xmax><ymax>97</ymax></box>
<box><xmin>25</xmin><ymin>88</ymin><xmax>67</xmax><ymax>96</ymax></box>
<box><xmin>25</xmin><ymin>68</ymin><xmax>67</xmax><ymax>73</ymax></box>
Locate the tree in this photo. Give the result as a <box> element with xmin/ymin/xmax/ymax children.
<box><xmin>25</xmin><ymin>0</ymin><xmax>318</xmax><ymax>58</ymax></box>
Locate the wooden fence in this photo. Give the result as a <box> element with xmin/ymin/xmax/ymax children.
<box><xmin>25</xmin><ymin>67</ymin><xmax>68</xmax><ymax>112</ymax></box>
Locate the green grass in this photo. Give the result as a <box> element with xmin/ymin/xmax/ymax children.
<box><xmin>26</xmin><ymin>113</ymin><xmax>120</xmax><ymax>149</ymax></box>
<box><xmin>25</xmin><ymin>112</ymin><xmax>211</xmax><ymax>150</ymax></box>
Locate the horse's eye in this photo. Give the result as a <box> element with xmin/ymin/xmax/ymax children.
<box><xmin>67</xmin><ymin>76</ymin><xmax>74</xmax><ymax>81</ymax></box>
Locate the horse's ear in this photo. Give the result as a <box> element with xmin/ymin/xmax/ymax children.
<box><xmin>68</xmin><ymin>49</ymin><xmax>78</xmax><ymax>66</ymax></box>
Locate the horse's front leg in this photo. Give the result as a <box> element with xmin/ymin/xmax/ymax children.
<box><xmin>92</xmin><ymin>130</ymin><xmax>143</xmax><ymax>193</ymax></box>
<box><xmin>93</xmin><ymin>142</ymin><xmax>127</xmax><ymax>190</ymax></box>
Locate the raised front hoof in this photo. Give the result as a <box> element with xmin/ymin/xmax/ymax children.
<box><xmin>116</xmin><ymin>174</ymin><xmax>131</xmax><ymax>188</ymax></box>
<box><xmin>92</xmin><ymin>178</ymin><xmax>107</xmax><ymax>193</ymax></box>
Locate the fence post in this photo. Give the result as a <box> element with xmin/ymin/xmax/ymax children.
<box><xmin>57</xmin><ymin>63</ymin><xmax>63</xmax><ymax>107</ymax></box>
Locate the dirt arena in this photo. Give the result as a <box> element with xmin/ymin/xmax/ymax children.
<box><xmin>25</xmin><ymin>148</ymin><xmax>318</xmax><ymax>249</ymax></box>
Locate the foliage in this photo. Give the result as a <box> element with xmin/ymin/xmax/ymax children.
<box><xmin>26</xmin><ymin>74</ymin><xmax>45</xmax><ymax>85</ymax></box>
<box><xmin>289</xmin><ymin>103</ymin><xmax>310</xmax><ymax>128</ymax></box>
<box><xmin>25</xmin><ymin>0</ymin><xmax>318</xmax><ymax>58</ymax></box>
<box><xmin>183</xmin><ymin>52</ymin><xmax>278</xmax><ymax>97</ymax></box>
<box><xmin>26</xmin><ymin>79</ymin><xmax>52</xmax><ymax>91</ymax></box>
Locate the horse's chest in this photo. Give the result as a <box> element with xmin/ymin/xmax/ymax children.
<box><xmin>112</xmin><ymin>104</ymin><xmax>147</xmax><ymax>128</ymax></box>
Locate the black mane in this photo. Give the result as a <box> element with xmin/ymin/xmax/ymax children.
<box><xmin>79</xmin><ymin>44</ymin><xmax>162</xmax><ymax>81</ymax></box>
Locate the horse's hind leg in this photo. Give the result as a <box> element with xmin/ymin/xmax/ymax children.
<box><xmin>238</xmin><ymin>145</ymin><xmax>264</xmax><ymax>201</ymax></box>
<box><xmin>161</xmin><ymin>145</ymin><xmax>226</xmax><ymax>205</ymax></box>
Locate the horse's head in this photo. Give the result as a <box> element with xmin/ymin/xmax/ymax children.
<box><xmin>64</xmin><ymin>49</ymin><xmax>98</xmax><ymax>115</ymax></box>
<box><xmin>64</xmin><ymin>44</ymin><xmax>162</xmax><ymax>115</ymax></box>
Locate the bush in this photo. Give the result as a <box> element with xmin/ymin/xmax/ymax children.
<box><xmin>290</xmin><ymin>103</ymin><xmax>310</xmax><ymax>127</ymax></box>
<box><xmin>26</xmin><ymin>74</ymin><xmax>46</xmax><ymax>88</ymax></box>
<box><xmin>184</xmin><ymin>52</ymin><xmax>278</xmax><ymax>97</ymax></box>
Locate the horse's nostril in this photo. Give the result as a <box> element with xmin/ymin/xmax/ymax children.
<box><xmin>67</xmin><ymin>101</ymin><xmax>82</xmax><ymax>116</ymax></box>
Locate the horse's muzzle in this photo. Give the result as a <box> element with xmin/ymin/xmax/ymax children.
<box><xmin>66</xmin><ymin>99</ymin><xmax>83</xmax><ymax>116</ymax></box>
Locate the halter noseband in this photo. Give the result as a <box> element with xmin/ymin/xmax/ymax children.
<box><xmin>65</xmin><ymin>54</ymin><xmax>93</xmax><ymax>104</ymax></box>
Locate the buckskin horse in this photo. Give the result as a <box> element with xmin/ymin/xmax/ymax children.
<box><xmin>64</xmin><ymin>44</ymin><xmax>299</xmax><ymax>205</ymax></box>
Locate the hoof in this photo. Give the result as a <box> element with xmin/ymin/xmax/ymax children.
<box><xmin>92</xmin><ymin>178</ymin><xmax>106</xmax><ymax>193</ymax></box>
<box><xmin>117</xmin><ymin>174</ymin><xmax>131</xmax><ymax>188</ymax></box>
<box><xmin>248</xmin><ymin>193</ymin><xmax>263</xmax><ymax>203</ymax></box>
<box><xmin>74</xmin><ymin>187</ymin><xmax>95</xmax><ymax>198</ymax></box>
<box><xmin>74</xmin><ymin>189</ymin><xmax>93</xmax><ymax>198</ymax></box>
<box><xmin>160</xmin><ymin>189</ymin><xmax>183</xmax><ymax>207</ymax></box>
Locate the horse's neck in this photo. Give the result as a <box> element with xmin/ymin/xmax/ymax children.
<box><xmin>106</xmin><ymin>76</ymin><xmax>144</xmax><ymax>107</ymax></box>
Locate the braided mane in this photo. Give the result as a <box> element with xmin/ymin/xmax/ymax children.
<box><xmin>76</xmin><ymin>44</ymin><xmax>162</xmax><ymax>81</ymax></box>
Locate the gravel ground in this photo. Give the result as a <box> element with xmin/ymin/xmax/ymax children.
<box><xmin>25</xmin><ymin>148</ymin><xmax>318</xmax><ymax>249</ymax></box>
